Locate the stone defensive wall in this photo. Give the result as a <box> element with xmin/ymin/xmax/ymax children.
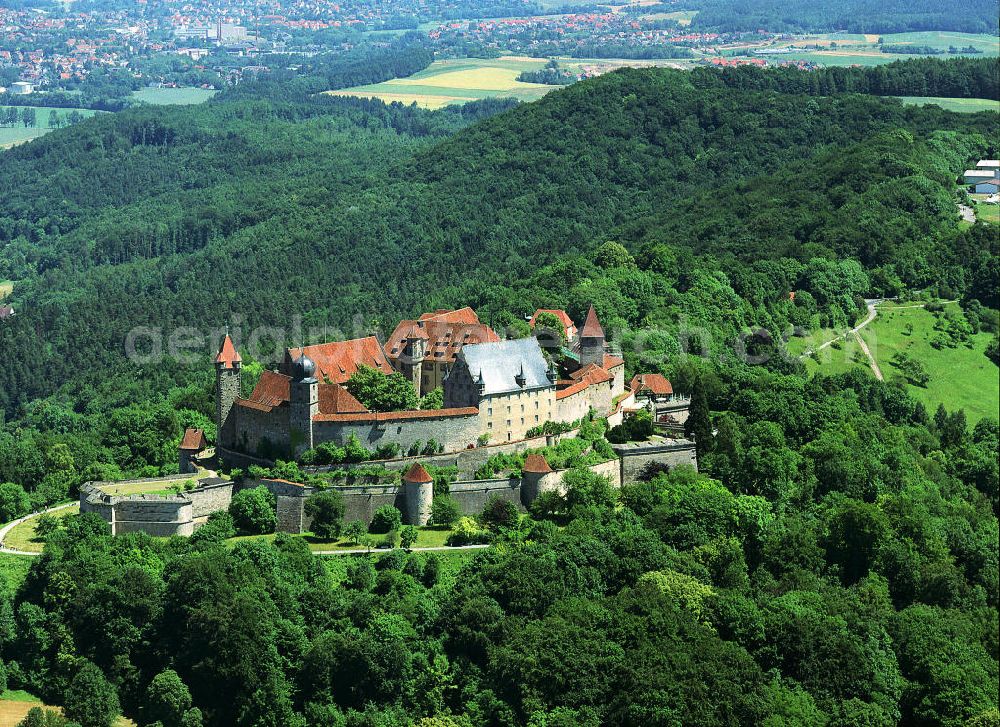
<box><xmin>85</xmin><ymin>440</ymin><xmax>696</xmax><ymax>538</ymax></box>
<box><xmin>313</xmin><ymin>407</ymin><xmax>480</xmax><ymax>458</ymax></box>
<box><xmin>80</xmin><ymin>475</ymin><xmax>232</xmax><ymax>537</ymax></box>
<box><xmin>304</xmin><ymin>427</ymin><xmax>581</xmax><ymax>480</ymax></box>
<box><xmin>611</xmin><ymin>439</ymin><xmax>698</xmax><ymax>483</ymax></box>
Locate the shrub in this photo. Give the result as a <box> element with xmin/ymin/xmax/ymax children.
<box><xmin>381</xmin><ymin>529</ymin><xmax>400</xmax><ymax>549</ymax></box>
<box><xmin>369</xmin><ymin>505</ymin><xmax>402</xmax><ymax>534</ymax></box>
<box><xmin>446</xmin><ymin>517</ymin><xmax>491</xmax><ymax>546</ymax></box>
<box><xmin>376</xmin><ymin>548</ymin><xmax>407</xmax><ymax>571</ymax></box>
<box><xmin>228</xmin><ymin>486</ymin><xmax>276</xmax><ymax>535</ymax></box>
<box><xmin>479</xmin><ymin>495</ymin><xmax>520</xmax><ymax>532</ymax></box>
<box><xmin>375</xmin><ymin>443</ymin><xmax>401</xmax><ymax>460</ymax></box>
<box><xmin>431</xmin><ymin>496</ymin><xmax>461</xmax><ymax>527</ymax></box>
<box><xmin>400</xmin><ymin>524</ymin><xmax>419</xmax><ymax>550</ymax></box>
<box><xmin>422</xmin><ymin>553</ymin><xmax>441</xmax><ymax>586</ymax></box>
<box><xmin>343</xmin><ymin>519</ymin><xmax>367</xmax><ymax>545</ymax></box>
<box><xmin>34</xmin><ymin>513</ymin><xmax>61</xmax><ymax>539</ymax></box>
<box><xmin>304</xmin><ymin>490</ymin><xmax>346</xmax><ymax>539</ymax></box>
<box><xmin>346</xmin><ymin>557</ymin><xmax>376</xmax><ymax>590</ymax></box>
<box><xmin>408</xmin><ymin>441</ymin><xmax>422</xmax><ymax>456</ymax></box>
<box><xmin>191</xmin><ymin>511</ymin><xmax>236</xmax><ymax>543</ymax></box>
<box><xmin>64</xmin><ymin>660</ymin><xmax>121</xmax><ymax>727</ymax></box>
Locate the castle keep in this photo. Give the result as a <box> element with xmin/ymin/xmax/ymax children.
<box><xmin>216</xmin><ymin>305</ymin><xmax>627</xmax><ymax>461</ymax></box>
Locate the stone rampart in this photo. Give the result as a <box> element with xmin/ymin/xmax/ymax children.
<box><xmin>612</xmin><ymin>439</ymin><xmax>698</xmax><ymax>484</ymax></box>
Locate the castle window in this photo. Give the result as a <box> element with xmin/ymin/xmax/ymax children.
<box><xmin>488</xmin><ymin>422</ymin><xmax>493</xmax><ymax>429</ymax></box>
<box><xmin>534</xmin><ymin>415</ymin><xmax>539</xmax><ymax>422</ymax></box>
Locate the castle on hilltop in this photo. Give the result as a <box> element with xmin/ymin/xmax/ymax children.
<box><xmin>215</xmin><ymin>305</ymin><xmax>627</xmax><ymax>461</ymax></box>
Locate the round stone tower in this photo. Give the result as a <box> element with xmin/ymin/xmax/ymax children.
<box><xmin>403</xmin><ymin>463</ymin><xmax>434</xmax><ymax>526</ymax></box>
<box><xmin>521</xmin><ymin>453</ymin><xmax>553</xmax><ymax>506</ymax></box>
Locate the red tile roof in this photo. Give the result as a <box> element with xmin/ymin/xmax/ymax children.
<box><xmin>418</xmin><ymin>307</ymin><xmax>482</xmax><ymax>325</ymax></box>
<box><xmin>318</xmin><ymin>384</ymin><xmax>367</xmax><ymax>415</ymax></box>
<box><xmin>285</xmin><ymin>336</ymin><xmax>390</xmax><ymax>384</ymax></box>
<box><xmin>570</xmin><ymin>363</ymin><xmax>612</xmax><ymax>385</ymax></box>
<box><xmin>179</xmin><ymin>428</ymin><xmax>208</xmax><ymax>451</ymax></box>
<box><xmin>522</xmin><ymin>453</ymin><xmax>553</xmax><ymax>473</ymax></box>
<box><xmin>403</xmin><ymin>463</ymin><xmax>434</xmax><ymax>482</ymax></box>
<box><xmin>580</xmin><ymin>304</ymin><xmax>604</xmax><ymax>339</ymax></box>
<box><xmin>312</xmin><ymin>406</ymin><xmax>478</xmax><ymax>423</ymax></box>
<box><xmin>630</xmin><ymin>373</ymin><xmax>673</xmax><ymax>396</ymax></box>
<box><xmin>249</xmin><ymin>370</ymin><xmax>290</xmax><ymax>407</ymax></box>
<box><xmin>242</xmin><ymin>371</ymin><xmax>367</xmax><ymax>415</ymax></box>
<box><xmin>385</xmin><ymin>310</ymin><xmax>500</xmax><ymax>365</ymax></box>
<box><xmin>215</xmin><ymin>334</ymin><xmax>242</xmax><ymax>368</ymax></box>
<box><xmin>603</xmin><ymin>354</ymin><xmax>625</xmax><ymax>370</ymax></box>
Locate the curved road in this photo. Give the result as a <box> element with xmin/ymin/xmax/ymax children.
<box><xmin>2</xmin><ymin>502</ymin><xmax>489</xmax><ymax>558</ymax></box>
<box><xmin>800</xmin><ymin>298</ymin><xmax>950</xmax><ymax>381</ymax></box>
<box><xmin>0</xmin><ymin>502</ymin><xmax>77</xmax><ymax>556</ymax></box>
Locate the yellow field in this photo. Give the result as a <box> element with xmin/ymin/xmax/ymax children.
<box><xmin>395</xmin><ymin>66</ymin><xmax>539</xmax><ymax>91</ymax></box>
<box><xmin>0</xmin><ymin>281</ymin><xmax>12</xmax><ymax>300</ymax></box>
<box><xmin>0</xmin><ymin>697</ymin><xmax>135</xmax><ymax>727</ymax></box>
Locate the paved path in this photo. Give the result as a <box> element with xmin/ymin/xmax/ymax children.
<box><xmin>0</xmin><ymin>502</ymin><xmax>77</xmax><ymax>556</ymax></box>
<box><xmin>959</xmin><ymin>204</ymin><xmax>977</xmax><ymax>224</ymax></box>
<box><xmin>801</xmin><ymin>298</ymin><xmax>883</xmax><ymax>358</ymax></box>
<box><xmin>800</xmin><ymin>299</ymin><xmax>955</xmax><ymax>381</ymax></box>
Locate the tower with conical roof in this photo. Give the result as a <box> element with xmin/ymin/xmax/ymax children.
<box><xmin>579</xmin><ymin>304</ymin><xmax>606</xmax><ymax>367</ymax></box>
<box><xmin>215</xmin><ymin>333</ymin><xmax>242</xmax><ymax>449</ymax></box>
<box><xmin>403</xmin><ymin>462</ymin><xmax>434</xmax><ymax>526</ymax></box>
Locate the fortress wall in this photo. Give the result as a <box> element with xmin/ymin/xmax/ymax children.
<box><xmin>234</xmin><ymin>405</ymin><xmax>291</xmax><ymax>460</ymax></box>
<box><xmin>187</xmin><ymin>481</ymin><xmax>234</xmax><ymax>518</ymax></box>
<box><xmin>613</xmin><ymin>441</ymin><xmax>698</xmax><ymax>484</ymax></box>
<box><xmin>312</xmin><ymin>411</ymin><xmax>480</xmax><ymax>457</ymax></box>
<box><xmin>449</xmin><ymin>477</ymin><xmax>523</xmax><ymax>514</ymax></box>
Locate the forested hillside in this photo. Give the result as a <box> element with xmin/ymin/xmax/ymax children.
<box><xmin>689</xmin><ymin>0</ymin><xmax>1000</xmax><ymax>34</ymax></box>
<box><xmin>0</xmin><ymin>56</ymin><xmax>997</xmax><ymax>726</ymax></box>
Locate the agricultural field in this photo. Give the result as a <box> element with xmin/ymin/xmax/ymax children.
<box><xmin>898</xmin><ymin>96</ymin><xmax>999</xmax><ymax>113</ymax></box>
<box><xmin>973</xmin><ymin>197</ymin><xmax>1000</xmax><ymax>224</ymax></box>
<box><xmin>0</xmin><ymin>693</ymin><xmax>136</xmax><ymax>727</ymax></box>
<box><xmin>0</xmin><ymin>280</ymin><xmax>12</xmax><ymax>300</ymax></box>
<box><xmin>326</xmin><ymin>57</ymin><xmax>556</xmax><ymax>108</ymax></box>
<box><xmin>327</xmin><ymin>56</ymin><xmax>688</xmax><ymax>109</ymax></box>
<box><xmin>0</xmin><ymin>105</ymin><xmax>98</xmax><ymax>149</ymax></box>
<box><xmin>131</xmin><ymin>87</ymin><xmax>217</xmax><ymax>105</ymax></box>
<box><xmin>729</xmin><ymin>30</ymin><xmax>999</xmax><ymax>67</ymax></box>
<box><xmin>805</xmin><ymin>302</ymin><xmax>998</xmax><ymax>423</ymax></box>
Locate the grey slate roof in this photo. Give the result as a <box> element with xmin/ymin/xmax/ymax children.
<box><xmin>459</xmin><ymin>337</ymin><xmax>552</xmax><ymax>396</ymax></box>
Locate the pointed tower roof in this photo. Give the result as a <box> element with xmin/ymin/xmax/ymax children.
<box><xmin>215</xmin><ymin>334</ymin><xmax>241</xmax><ymax>368</ymax></box>
<box><xmin>522</xmin><ymin>453</ymin><xmax>553</xmax><ymax>474</ymax></box>
<box><xmin>580</xmin><ymin>305</ymin><xmax>605</xmax><ymax>339</ymax></box>
<box><xmin>403</xmin><ymin>463</ymin><xmax>434</xmax><ymax>483</ymax></box>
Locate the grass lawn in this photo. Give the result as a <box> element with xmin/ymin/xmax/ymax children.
<box><xmin>228</xmin><ymin>525</ymin><xmax>459</xmax><ymax>552</ymax></box>
<box><xmin>859</xmin><ymin>302</ymin><xmax>999</xmax><ymax>423</ymax></box>
<box><xmin>132</xmin><ymin>87</ymin><xmax>217</xmax><ymax>105</ymax></box>
<box><xmin>802</xmin><ymin>333</ymin><xmax>871</xmax><ymax>377</ymax></box>
<box><xmin>321</xmin><ymin>547</ymin><xmax>477</xmax><ymax>587</ymax></box>
<box><xmin>785</xmin><ymin>328</ymin><xmax>843</xmax><ymax>358</ymax></box>
<box><xmin>0</xmin><ymin>280</ymin><xmax>12</xmax><ymax>300</ymax></box>
<box><xmin>898</xmin><ymin>96</ymin><xmax>999</xmax><ymax>113</ymax></box>
<box><xmin>0</xmin><ymin>106</ymin><xmax>98</xmax><ymax>149</ymax></box>
<box><xmin>974</xmin><ymin>200</ymin><xmax>999</xmax><ymax>224</ymax></box>
<box><xmin>3</xmin><ymin>505</ymin><xmax>79</xmax><ymax>554</ymax></box>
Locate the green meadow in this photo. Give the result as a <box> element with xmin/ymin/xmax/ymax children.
<box><xmin>0</xmin><ymin>105</ymin><xmax>98</xmax><ymax>148</ymax></box>
<box><xmin>803</xmin><ymin>302</ymin><xmax>999</xmax><ymax>423</ymax></box>
<box><xmin>131</xmin><ymin>87</ymin><xmax>218</xmax><ymax>105</ymax></box>
<box><xmin>899</xmin><ymin>96</ymin><xmax>999</xmax><ymax>113</ymax></box>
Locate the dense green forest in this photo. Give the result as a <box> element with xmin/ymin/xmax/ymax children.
<box><xmin>689</xmin><ymin>0</ymin><xmax>1000</xmax><ymax>34</ymax></box>
<box><xmin>0</xmin><ymin>55</ymin><xmax>997</xmax><ymax>726</ymax></box>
